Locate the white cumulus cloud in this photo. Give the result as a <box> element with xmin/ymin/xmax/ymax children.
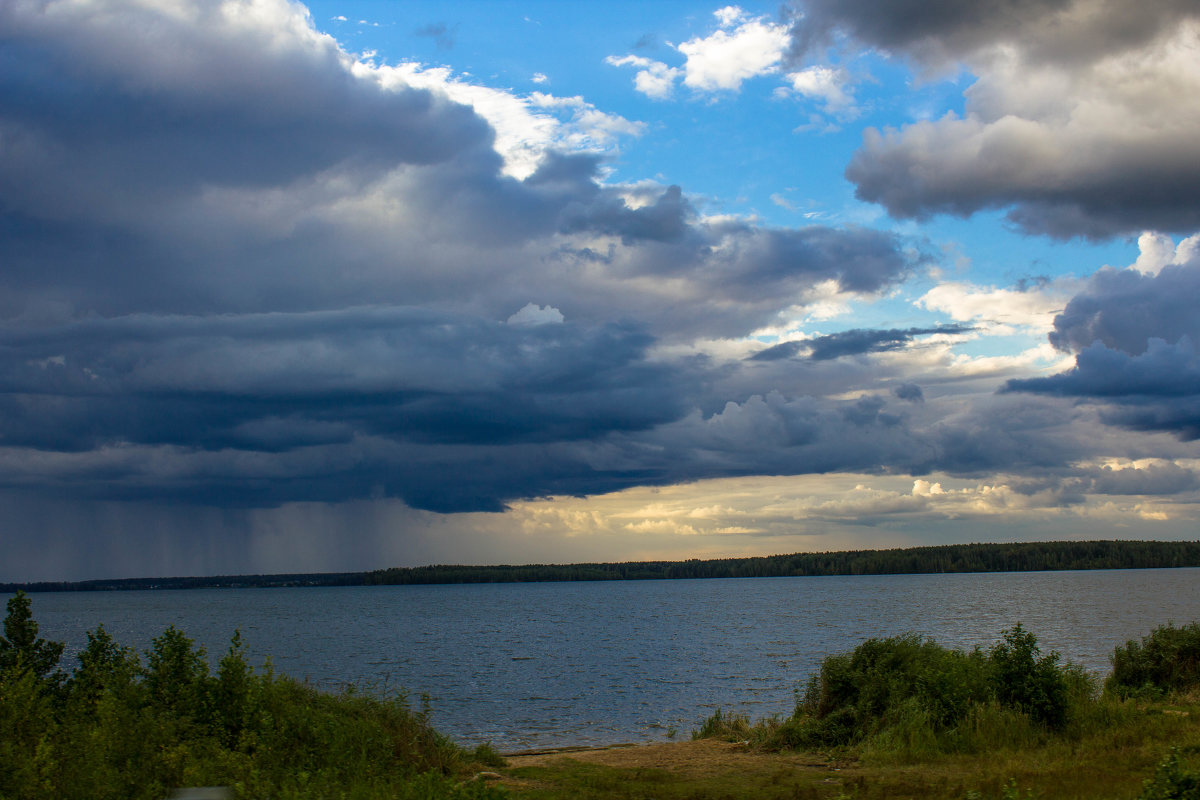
<box><xmin>605</xmin><ymin>55</ymin><xmax>681</xmax><ymax>100</ymax></box>
<box><xmin>918</xmin><ymin>279</ymin><xmax>1079</xmax><ymax>335</ymax></box>
<box><xmin>784</xmin><ymin>65</ymin><xmax>857</xmax><ymax>117</ymax></box>
<box><xmin>506</xmin><ymin>303</ymin><xmax>565</xmax><ymax>326</ymax></box>
<box><xmin>677</xmin><ymin>12</ymin><xmax>789</xmax><ymax>92</ymax></box>
<box><xmin>377</xmin><ymin>64</ymin><xmax>642</xmax><ymax>179</ymax></box>
<box><xmin>1133</xmin><ymin>231</ymin><xmax>1200</xmax><ymax>276</ymax></box>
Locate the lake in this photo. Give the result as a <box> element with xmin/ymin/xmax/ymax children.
<box><xmin>11</xmin><ymin>568</ymin><xmax>1200</xmax><ymax>750</ymax></box>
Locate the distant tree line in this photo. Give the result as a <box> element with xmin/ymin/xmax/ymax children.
<box><xmin>363</xmin><ymin>539</ymin><xmax>1200</xmax><ymax>586</ymax></box>
<box><xmin>5</xmin><ymin>540</ymin><xmax>1200</xmax><ymax>593</ymax></box>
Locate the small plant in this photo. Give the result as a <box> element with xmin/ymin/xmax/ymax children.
<box><xmin>692</xmin><ymin>708</ymin><xmax>753</xmax><ymax>741</ymax></box>
<box><xmin>470</xmin><ymin>742</ymin><xmax>508</xmax><ymax>768</ymax></box>
<box><xmin>1001</xmin><ymin>778</ymin><xmax>1038</xmax><ymax>799</ymax></box>
<box><xmin>1137</xmin><ymin>749</ymin><xmax>1200</xmax><ymax>800</ymax></box>
<box><xmin>965</xmin><ymin>779</ymin><xmax>1039</xmax><ymax>800</ymax></box>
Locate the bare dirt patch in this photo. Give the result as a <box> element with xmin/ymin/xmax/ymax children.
<box><xmin>500</xmin><ymin>738</ymin><xmax>841</xmax><ymax>785</ymax></box>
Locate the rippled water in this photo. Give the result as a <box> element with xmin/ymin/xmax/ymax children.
<box><xmin>14</xmin><ymin>568</ymin><xmax>1200</xmax><ymax>749</ymax></box>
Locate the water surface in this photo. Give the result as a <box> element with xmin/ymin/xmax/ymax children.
<box><xmin>14</xmin><ymin>568</ymin><xmax>1199</xmax><ymax>749</ymax></box>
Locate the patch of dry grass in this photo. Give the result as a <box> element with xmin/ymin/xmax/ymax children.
<box><xmin>501</xmin><ymin>699</ymin><xmax>1200</xmax><ymax>800</ymax></box>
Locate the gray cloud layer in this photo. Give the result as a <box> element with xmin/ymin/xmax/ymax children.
<box><xmin>789</xmin><ymin>0</ymin><xmax>1200</xmax><ymax>238</ymax></box>
<box><xmin>749</xmin><ymin>325</ymin><xmax>972</xmax><ymax>362</ymax></box>
<box><xmin>788</xmin><ymin>0</ymin><xmax>1199</xmax><ymax>68</ymax></box>
<box><xmin>1007</xmin><ymin>258</ymin><xmax>1200</xmax><ymax>440</ymax></box>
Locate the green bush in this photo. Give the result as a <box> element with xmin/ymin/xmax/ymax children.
<box><xmin>0</xmin><ymin>594</ymin><xmax>507</xmax><ymax>800</ymax></box>
<box><xmin>989</xmin><ymin>623</ymin><xmax>1076</xmax><ymax>728</ymax></box>
<box><xmin>1108</xmin><ymin>623</ymin><xmax>1200</xmax><ymax>699</ymax></box>
<box><xmin>795</xmin><ymin>633</ymin><xmax>993</xmax><ymax>745</ymax></box>
<box><xmin>756</xmin><ymin>625</ymin><xmax>1094</xmax><ymax>755</ymax></box>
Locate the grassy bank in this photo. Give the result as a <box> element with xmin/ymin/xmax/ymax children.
<box><xmin>0</xmin><ymin>591</ymin><xmax>506</xmax><ymax>799</ymax></box>
<box><xmin>509</xmin><ymin>624</ymin><xmax>1200</xmax><ymax>799</ymax></box>
<box><xmin>504</xmin><ymin>728</ymin><xmax>1200</xmax><ymax>800</ymax></box>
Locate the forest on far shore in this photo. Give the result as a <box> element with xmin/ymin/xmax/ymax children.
<box><xmin>5</xmin><ymin>539</ymin><xmax>1200</xmax><ymax>593</ymax></box>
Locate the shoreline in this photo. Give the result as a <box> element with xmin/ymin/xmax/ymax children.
<box><xmin>6</xmin><ymin>539</ymin><xmax>1200</xmax><ymax>593</ymax></box>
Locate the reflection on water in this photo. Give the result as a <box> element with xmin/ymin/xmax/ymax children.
<box><xmin>14</xmin><ymin>568</ymin><xmax>1200</xmax><ymax>749</ymax></box>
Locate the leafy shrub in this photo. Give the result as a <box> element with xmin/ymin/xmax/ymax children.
<box><xmin>1138</xmin><ymin>749</ymin><xmax>1200</xmax><ymax>800</ymax></box>
<box><xmin>753</xmin><ymin>625</ymin><xmax>1094</xmax><ymax>755</ymax></box>
<box><xmin>1108</xmin><ymin>623</ymin><xmax>1200</xmax><ymax>699</ymax></box>
<box><xmin>794</xmin><ymin>633</ymin><xmax>993</xmax><ymax>746</ymax></box>
<box><xmin>989</xmin><ymin>622</ymin><xmax>1075</xmax><ymax>728</ymax></box>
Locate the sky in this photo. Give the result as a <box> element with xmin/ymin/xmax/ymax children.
<box><xmin>2</xmin><ymin>0</ymin><xmax>1199</xmax><ymax>582</ymax></box>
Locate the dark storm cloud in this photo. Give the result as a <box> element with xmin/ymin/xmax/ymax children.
<box><xmin>746</xmin><ymin>226</ymin><xmax>920</xmax><ymax>294</ymax></box>
<box><xmin>747</xmin><ymin>325</ymin><xmax>969</xmax><ymax>361</ymax></box>
<box><xmin>0</xmin><ymin>308</ymin><xmax>691</xmax><ymax>450</ymax></box>
<box><xmin>1008</xmin><ymin>339</ymin><xmax>1200</xmax><ymax>399</ymax></box>
<box><xmin>1049</xmin><ymin>263</ymin><xmax>1200</xmax><ymax>355</ymax></box>
<box><xmin>635</xmin><ymin>389</ymin><xmax>1094</xmax><ymax>487</ymax></box>
<box><xmin>1006</xmin><ymin>261</ymin><xmax>1200</xmax><ymax>440</ymax></box>
<box><xmin>561</xmin><ymin>184</ymin><xmax>690</xmax><ymax>243</ymax></box>
<box><xmin>893</xmin><ymin>383</ymin><xmax>924</xmax><ymax>403</ymax></box>
<box><xmin>0</xmin><ymin>5</ymin><xmax>492</xmax><ymax>204</ymax></box>
<box><xmin>531</xmin><ymin>152</ymin><xmax>918</xmax><ymax>316</ymax></box>
<box><xmin>748</xmin><ymin>341</ymin><xmax>805</xmax><ymax>361</ymax></box>
<box><xmin>621</xmin><ymin>223</ymin><xmax>921</xmax><ymax>340</ymax></box>
<box><xmin>533</xmin><ymin>152</ymin><xmax>692</xmax><ymax>243</ymax></box>
<box><xmin>845</xmin><ymin>124</ymin><xmax>1200</xmax><ymax>240</ymax></box>
<box><xmin>806</xmin><ymin>325</ymin><xmax>971</xmax><ymax>360</ymax></box>
<box><xmin>0</xmin><ymin>0</ymin><xmax>511</xmax><ymax>318</ymax></box>
<box><xmin>0</xmin><ymin>306</ymin><xmax>707</xmax><ymax>512</ymax></box>
<box><xmin>787</xmin><ymin>0</ymin><xmax>1200</xmax><ymax>238</ymax></box>
<box><xmin>981</xmin><ymin>460</ymin><xmax>1200</xmax><ymax>504</ymax></box>
<box><xmin>0</xmin><ymin>306</ymin><xmax>1096</xmax><ymax>514</ymax></box>
<box><xmin>923</xmin><ymin>393</ymin><xmax>1092</xmax><ymax>475</ymax></box>
<box><xmin>1086</xmin><ymin>462</ymin><xmax>1198</xmax><ymax>496</ymax></box>
<box><xmin>786</xmin><ymin>0</ymin><xmax>1198</xmax><ymax>68</ymax></box>
<box><xmin>1006</xmin><ymin>339</ymin><xmax>1200</xmax><ymax>440</ymax></box>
